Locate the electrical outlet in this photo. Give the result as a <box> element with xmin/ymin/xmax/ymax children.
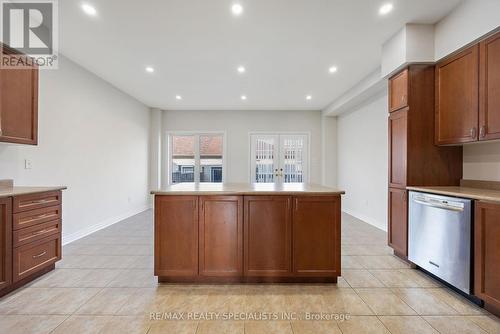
<box><xmin>24</xmin><ymin>159</ymin><xmax>32</xmax><ymax>169</ymax></box>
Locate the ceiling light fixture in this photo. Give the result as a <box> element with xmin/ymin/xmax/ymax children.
<box><xmin>237</xmin><ymin>66</ymin><xmax>246</xmax><ymax>73</ymax></box>
<box><xmin>81</xmin><ymin>3</ymin><xmax>97</xmax><ymax>16</ymax></box>
<box><xmin>232</xmin><ymin>3</ymin><xmax>244</xmax><ymax>16</ymax></box>
<box><xmin>176</xmin><ymin>95</ymin><xmax>182</xmax><ymax>100</ymax></box>
<box><xmin>306</xmin><ymin>95</ymin><xmax>312</xmax><ymax>100</ymax></box>
<box><xmin>241</xmin><ymin>95</ymin><xmax>247</xmax><ymax>100</ymax></box>
<box><xmin>329</xmin><ymin>66</ymin><xmax>338</xmax><ymax>74</ymax></box>
<box><xmin>145</xmin><ymin>66</ymin><xmax>155</xmax><ymax>73</ymax></box>
<box><xmin>379</xmin><ymin>3</ymin><xmax>393</xmax><ymax>15</ymax></box>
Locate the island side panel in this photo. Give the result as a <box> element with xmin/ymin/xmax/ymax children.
<box><xmin>155</xmin><ymin>195</ymin><xmax>199</xmax><ymax>278</ymax></box>
<box><xmin>292</xmin><ymin>195</ymin><xmax>341</xmax><ymax>279</ymax></box>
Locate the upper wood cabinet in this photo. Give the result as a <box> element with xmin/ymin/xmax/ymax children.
<box><xmin>435</xmin><ymin>45</ymin><xmax>479</xmax><ymax>145</ymax></box>
<box><xmin>479</xmin><ymin>32</ymin><xmax>500</xmax><ymax>141</ymax></box>
<box><xmin>244</xmin><ymin>196</ymin><xmax>292</xmax><ymax>277</ymax></box>
<box><xmin>292</xmin><ymin>196</ymin><xmax>340</xmax><ymax>277</ymax></box>
<box><xmin>199</xmin><ymin>196</ymin><xmax>242</xmax><ymax>277</ymax></box>
<box><xmin>474</xmin><ymin>201</ymin><xmax>500</xmax><ymax>314</ymax></box>
<box><xmin>0</xmin><ymin>198</ymin><xmax>12</xmax><ymax>293</ymax></box>
<box><xmin>0</xmin><ymin>45</ymin><xmax>38</xmax><ymax>145</ymax></box>
<box><xmin>154</xmin><ymin>196</ymin><xmax>199</xmax><ymax>278</ymax></box>
<box><xmin>389</xmin><ymin>69</ymin><xmax>409</xmax><ymax>112</ymax></box>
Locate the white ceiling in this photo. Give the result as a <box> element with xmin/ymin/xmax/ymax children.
<box><xmin>59</xmin><ymin>0</ymin><xmax>461</xmax><ymax>110</ymax></box>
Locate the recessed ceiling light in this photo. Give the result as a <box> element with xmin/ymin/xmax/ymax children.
<box><xmin>232</xmin><ymin>3</ymin><xmax>243</xmax><ymax>16</ymax></box>
<box><xmin>306</xmin><ymin>95</ymin><xmax>312</xmax><ymax>100</ymax></box>
<box><xmin>329</xmin><ymin>66</ymin><xmax>338</xmax><ymax>74</ymax></box>
<box><xmin>237</xmin><ymin>66</ymin><xmax>246</xmax><ymax>73</ymax></box>
<box><xmin>241</xmin><ymin>95</ymin><xmax>247</xmax><ymax>100</ymax></box>
<box><xmin>145</xmin><ymin>66</ymin><xmax>155</xmax><ymax>73</ymax></box>
<box><xmin>175</xmin><ymin>95</ymin><xmax>182</xmax><ymax>100</ymax></box>
<box><xmin>81</xmin><ymin>3</ymin><xmax>97</xmax><ymax>16</ymax></box>
<box><xmin>379</xmin><ymin>3</ymin><xmax>393</xmax><ymax>15</ymax></box>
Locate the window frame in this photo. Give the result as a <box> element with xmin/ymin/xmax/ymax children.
<box><xmin>165</xmin><ymin>131</ymin><xmax>227</xmax><ymax>186</ymax></box>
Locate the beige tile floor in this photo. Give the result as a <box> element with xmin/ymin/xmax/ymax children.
<box><xmin>0</xmin><ymin>211</ymin><xmax>498</xmax><ymax>333</ymax></box>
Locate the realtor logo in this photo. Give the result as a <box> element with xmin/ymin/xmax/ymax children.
<box><xmin>1</xmin><ymin>0</ymin><xmax>58</xmax><ymax>69</ymax></box>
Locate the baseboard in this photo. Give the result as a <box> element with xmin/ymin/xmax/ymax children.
<box><xmin>342</xmin><ymin>207</ymin><xmax>387</xmax><ymax>232</ymax></box>
<box><xmin>62</xmin><ymin>205</ymin><xmax>150</xmax><ymax>245</ymax></box>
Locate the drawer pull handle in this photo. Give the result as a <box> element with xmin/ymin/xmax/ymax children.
<box><xmin>32</xmin><ymin>251</ymin><xmax>47</xmax><ymax>258</ymax></box>
<box><xmin>37</xmin><ymin>213</ymin><xmax>54</xmax><ymax>219</ymax></box>
<box><xmin>32</xmin><ymin>229</ymin><xmax>48</xmax><ymax>236</ymax></box>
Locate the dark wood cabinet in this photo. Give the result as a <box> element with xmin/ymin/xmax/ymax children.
<box><xmin>388</xmin><ymin>110</ymin><xmax>408</xmax><ymax>189</ymax></box>
<box><xmin>479</xmin><ymin>32</ymin><xmax>500</xmax><ymax>141</ymax></box>
<box><xmin>154</xmin><ymin>196</ymin><xmax>198</xmax><ymax>277</ymax></box>
<box><xmin>435</xmin><ymin>45</ymin><xmax>479</xmax><ymax>145</ymax></box>
<box><xmin>292</xmin><ymin>196</ymin><xmax>340</xmax><ymax>277</ymax></box>
<box><xmin>199</xmin><ymin>196</ymin><xmax>242</xmax><ymax>277</ymax></box>
<box><xmin>389</xmin><ymin>69</ymin><xmax>409</xmax><ymax>112</ymax></box>
<box><xmin>0</xmin><ymin>45</ymin><xmax>38</xmax><ymax>145</ymax></box>
<box><xmin>244</xmin><ymin>196</ymin><xmax>292</xmax><ymax>277</ymax></box>
<box><xmin>388</xmin><ymin>188</ymin><xmax>407</xmax><ymax>257</ymax></box>
<box><xmin>0</xmin><ymin>198</ymin><xmax>12</xmax><ymax>293</ymax></box>
<box><xmin>474</xmin><ymin>201</ymin><xmax>500</xmax><ymax>315</ymax></box>
<box><xmin>387</xmin><ymin>66</ymin><xmax>463</xmax><ymax>258</ymax></box>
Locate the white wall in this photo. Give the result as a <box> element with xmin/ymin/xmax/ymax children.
<box><xmin>434</xmin><ymin>0</ymin><xmax>500</xmax><ymax>60</ymax></box>
<box><xmin>464</xmin><ymin>142</ymin><xmax>500</xmax><ymax>182</ymax></box>
<box><xmin>0</xmin><ymin>56</ymin><xmax>151</xmax><ymax>244</ymax></box>
<box><xmin>337</xmin><ymin>91</ymin><xmax>388</xmax><ymax>231</ymax></box>
<box><xmin>161</xmin><ymin>110</ymin><xmax>323</xmax><ymax>184</ymax></box>
<box><xmin>321</xmin><ymin>115</ymin><xmax>337</xmax><ymax>187</ymax></box>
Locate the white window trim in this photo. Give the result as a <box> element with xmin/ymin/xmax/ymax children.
<box><xmin>248</xmin><ymin>131</ymin><xmax>311</xmax><ymax>184</ymax></box>
<box><xmin>164</xmin><ymin>131</ymin><xmax>227</xmax><ymax>186</ymax></box>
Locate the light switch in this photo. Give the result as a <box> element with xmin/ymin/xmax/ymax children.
<box><xmin>24</xmin><ymin>159</ymin><xmax>33</xmax><ymax>169</ymax></box>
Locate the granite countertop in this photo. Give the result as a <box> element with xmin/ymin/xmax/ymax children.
<box><xmin>407</xmin><ymin>186</ymin><xmax>500</xmax><ymax>203</ymax></box>
<box><xmin>151</xmin><ymin>183</ymin><xmax>345</xmax><ymax>196</ymax></box>
<box><xmin>0</xmin><ymin>186</ymin><xmax>67</xmax><ymax>199</ymax></box>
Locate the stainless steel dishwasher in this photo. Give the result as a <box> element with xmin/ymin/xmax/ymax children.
<box><xmin>408</xmin><ymin>191</ymin><xmax>473</xmax><ymax>294</ymax></box>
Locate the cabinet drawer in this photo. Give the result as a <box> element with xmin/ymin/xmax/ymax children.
<box><xmin>13</xmin><ymin>235</ymin><xmax>60</xmax><ymax>282</ymax></box>
<box><xmin>13</xmin><ymin>205</ymin><xmax>61</xmax><ymax>230</ymax></box>
<box><xmin>13</xmin><ymin>220</ymin><xmax>61</xmax><ymax>247</ymax></box>
<box><xmin>13</xmin><ymin>191</ymin><xmax>61</xmax><ymax>213</ymax></box>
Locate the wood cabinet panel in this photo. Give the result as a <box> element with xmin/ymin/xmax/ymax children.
<box><xmin>13</xmin><ymin>191</ymin><xmax>61</xmax><ymax>213</ymax></box>
<box><xmin>244</xmin><ymin>196</ymin><xmax>292</xmax><ymax>277</ymax></box>
<box><xmin>13</xmin><ymin>234</ymin><xmax>60</xmax><ymax>282</ymax></box>
<box><xmin>13</xmin><ymin>205</ymin><xmax>61</xmax><ymax>230</ymax></box>
<box><xmin>199</xmin><ymin>196</ymin><xmax>242</xmax><ymax>277</ymax></box>
<box><xmin>480</xmin><ymin>31</ymin><xmax>500</xmax><ymax>141</ymax></box>
<box><xmin>154</xmin><ymin>196</ymin><xmax>198</xmax><ymax>277</ymax></box>
<box><xmin>388</xmin><ymin>188</ymin><xmax>407</xmax><ymax>257</ymax></box>
<box><xmin>13</xmin><ymin>220</ymin><xmax>60</xmax><ymax>247</ymax></box>
<box><xmin>474</xmin><ymin>201</ymin><xmax>500</xmax><ymax>314</ymax></box>
<box><xmin>435</xmin><ymin>45</ymin><xmax>479</xmax><ymax>145</ymax></box>
<box><xmin>389</xmin><ymin>110</ymin><xmax>408</xmax><ymax>189</ymax></box>
<box><xmin>0</xmin><ymin>198</ymin><xmax>12</xmax><ymax>292</ymax></box>
<box><xmin>0</xmin><ymin>48</ymin><xmax>38</xmax><ymax>145</ymax></box>
<box><xmin>389</xmin><ymin>69</ymin><xmax>409</xmax><ymax>112</ymax></box>
<box><xmin>292</xmin><ymin>196</ymin><xmax>340</xmax><ymax>277</ymax></box>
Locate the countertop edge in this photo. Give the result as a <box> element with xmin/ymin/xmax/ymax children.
<box><xmin>150</xmin><ymin>190</ymin><xmax>346</xmax><ymax>196</ymax></box>
<box><xmin>407</xmin><ymin>186</ymin><xmax>500</xmax><ymax>203</ymax></box>
<box><xmin>0</xmin><ymin>186</ymin><xmax>67</xmax><ymax>199</ymax></box>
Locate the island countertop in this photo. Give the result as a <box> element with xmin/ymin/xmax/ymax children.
<box><xmin>151</xmin><ymin>183</ymin><xmax>345</xmax><ymax>196</ymax></box>
<box><xmin>0</xmin><ymin>186</ymin><xmax>67</xmax><ymax>199</ymax></box>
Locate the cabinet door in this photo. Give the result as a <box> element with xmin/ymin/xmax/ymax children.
<box><xmin>389</xmin><ymin>69</ymin><xmax>409</xmax><ymax>112</ymax></box>
<box><xmin>388</xmin><ymin>110</ymin><xmax>408</xmax><ymax>189</ymax></box>
<box><xmin>479</xmin><ymin>32</ymin><xmax>500</xmax><ymax>141</ymax></box>
<box><xmin>244</xmin><ymin>196</ymin><xmax>292</xmax><ymax>277</ymax></box>
<box><xmin>0</xmin><ymin>198</ymin><xmax>12</xmax><ymax>292</ymax></box>
<box><xmin>388</xmin><ymin>188</ymin><xmax>407</xmax><ymax>257</ymax></box>
<box><xmin>154</xmin><ymin>196</ymin><xmax>198</xmax><ymax>277</ymax></box>
<box><xmin>474</xmin><ymin>201</ymin><xmax>500</xmax><ymax>311</ymax></box>
<box><xmin>435</xmin><ymin>45</ymin><xmax>479</xmax><ymax>145</ymax></box>
<box><xmin>0</xmin><ymin>52</ymin><xmax>38</xmax><ymax>145</ymax></box>
<box><xmin>199</xmin><ymin>196</ymin><xmax>242</xmax><ymax>277</ymax></box>
<box><xmin>292</xmin><ymin>196</ymin><xmax>340</xmax><ymax>277</ymax></box>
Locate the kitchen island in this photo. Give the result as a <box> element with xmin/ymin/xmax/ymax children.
<box><xmin>151</xmin><ymin>183</ymin><xmax>345</xmax><ymax>283</ymax></box>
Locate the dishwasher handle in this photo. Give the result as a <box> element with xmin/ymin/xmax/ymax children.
<box><xmin>412</xmin><ymin>198</ymin><xmax>464</xmax><ymax>212</ymax></box>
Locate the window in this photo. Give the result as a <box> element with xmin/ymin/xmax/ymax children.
<box><xmin>168</xmin><ymin>133</ymin><xmax>224</xmax><ymax>184</ymax></box>
<box><xmin>250</xmin><ymin>134</ymin><xmax>308</xmax><ymax>183</ymax></box>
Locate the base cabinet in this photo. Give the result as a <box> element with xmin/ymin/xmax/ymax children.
<box><xmin>292</xmin><ymin>196</ymin><xmax>340</xmax><ymax>277</ymax></box>
<box><xmin>199</xmin><ymin>196</ymin><xmax>242</xmax><ymax>277</ymax></box>
<box><xmin>0</xmin><ymin>198</ymin><xmax>12</xmax><ymax>293</ymax></box>
<box><xmin>388</xmin><ymin>188</ymin><xmax>408</xmax><ymax>257</ymax></box>
<box><xmin>474</xmin><ymin>201</ymin><xmax>500</xmax><ymax>315</ymax></box>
